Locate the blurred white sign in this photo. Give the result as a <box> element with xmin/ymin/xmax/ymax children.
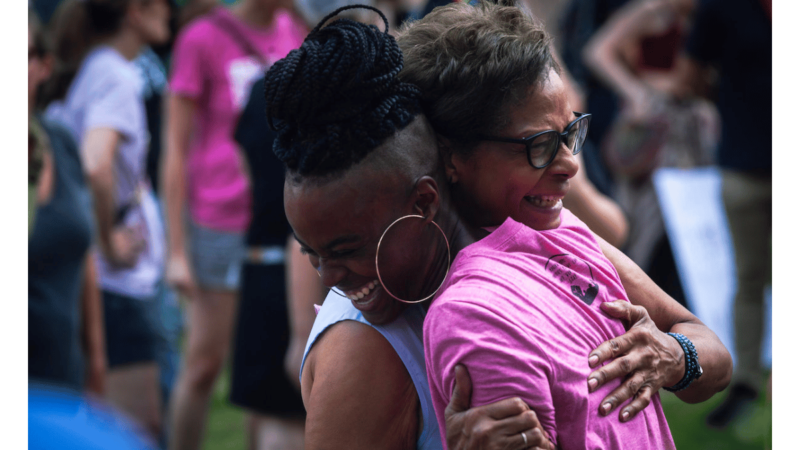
<box><xmin>653</xmin><ymin>167</ymin><xmax>771</xmax><ymax>368</ymax></box>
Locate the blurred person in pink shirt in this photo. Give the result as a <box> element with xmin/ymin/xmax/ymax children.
<box><xmin>161</xmin><ymin>0</ymin><xmax>307</xmax><ymax>449</ymax></box>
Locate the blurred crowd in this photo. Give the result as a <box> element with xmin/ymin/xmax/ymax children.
<box><xmin>27</xmin><ymin>0</ymin><xmax>770</xmax><ymax>449</ymax></box>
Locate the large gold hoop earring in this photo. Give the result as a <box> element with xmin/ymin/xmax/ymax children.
<box><xmin>375</xmin><ymin>215</ymin><xmax>451</xmax><ymax>304</ymax></box>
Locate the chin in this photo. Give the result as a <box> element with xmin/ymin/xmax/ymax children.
<box><xmin>361</xmin><ymin>300</ymin><xmax>407</xmax><ymax>326</ymax></box>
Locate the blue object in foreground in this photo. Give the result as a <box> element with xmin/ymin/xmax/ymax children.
<box><xmin>29</xmin><ymin>383</ymin><xmax>157</xmax><ymax>450</ymax></box>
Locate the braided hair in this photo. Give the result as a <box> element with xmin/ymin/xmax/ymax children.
<box><xmin>265</xmin><ymin>5</ymin><xmax>422</xmax><ymax>179</ymax></box>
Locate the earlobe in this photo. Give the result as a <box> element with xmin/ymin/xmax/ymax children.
<box><xmin>437</xmin><ymin>135</ymin><xmax>458</xmax><ymax>185</ymax></box>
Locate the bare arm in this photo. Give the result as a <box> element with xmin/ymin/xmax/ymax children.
<box><xmin>445</xmin><ymin>364</ymin><xmax>555</xmax><ymax>450</ymax></box>
<box><xmin>590</xmin><ymin>235</ymin><xmax>732</xmax><ymax>416</ymax></box>
<box><xmin>161</xmin><ymin>93</ymin><xmax>198</xmax><ymax>298</ymax></box>
<box><xmin>81</xmin><ymin>252</ymin><xmax>106</xmax><ymax>396</ymax></box>
<box><xmin>82</xmin><ymin>128</ymin><xmax>144</xmax><ymax>267</ymax></box>
<box><xmin>82</xmin><ymin>128</ymin><xmax>120</xmax><ymax>261</ymax></box>
<box><xmin>284</xmin><ymin>237</ymin><xmax>326</xmax><ymax>390</ymax></box>
<box><xmin>301</xmin><ymin>320</ymin><xmax>419</xmax><ymax>450</ymax></box>
<box><xmin>563</xmin><ymin>153</ymin><xmax>628</xmax><ymax>248</ymax></box>
<box><xmin>582</xmin><ymin>0</ymin><xmax>672</xmax><ymax>117</ymax></box>
<box><xmin>670</xmin><ymin>54</ymin><xmax>714</xmax><ymax>101</ymax></box>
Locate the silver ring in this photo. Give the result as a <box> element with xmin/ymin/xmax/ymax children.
<box><xmin>521</xmin><ymin>431</ymin><xmax>528</xmax><ymax>447</ymax></box>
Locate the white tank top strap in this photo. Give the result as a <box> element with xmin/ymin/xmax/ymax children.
<box><xmin>301</xmin><ymin>292</ymin><xmax>443</xmax><ymax>450</ymax></box>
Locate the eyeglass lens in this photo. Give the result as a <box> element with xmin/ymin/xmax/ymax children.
<box><xmin>528</xmin><ymin>116</ymin><xmax>589</xmax><ymax>168</ymax></box>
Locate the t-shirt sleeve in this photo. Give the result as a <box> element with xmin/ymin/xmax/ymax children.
<box><xmin>84</xmin><ymin>74</ymin><xmax>139</xmax><ymax>141</ymax></box>
<box><xmin>424</xmin><ymin>283</ymin><xmax>557</xmax><ymax>444</ymax></box>
<box><xmin>169</xmin><ymin>21</ymin><xmax>212</xmax><ymax>99</ymax></box>
<box><xmin>684</xmin><ymin>0</ymin><xmax>724</xmax><ymax>64</ymax></box>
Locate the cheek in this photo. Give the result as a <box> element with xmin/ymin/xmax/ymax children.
<box><xmin>29</xmin><ymin>64</ymin><xmax>46</xmax><ymax>90</ymax></box>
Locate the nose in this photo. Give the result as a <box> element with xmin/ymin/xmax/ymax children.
<box><xmin>317</xmin><ymin>257</ymin><xmax>348</xmax><ymax>289</ymax></box>
<box><xmin>548</xmin><ymin>141</ymin><xmax>579</xmax><ymax>179</ymax></box>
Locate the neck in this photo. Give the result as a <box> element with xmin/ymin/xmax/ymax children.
<box><xmin>104</xmin><ymin>28</ymin><xmax>144</xmax><ymax>61</ymax></box>
<box><xmin>233</xmin><ymin>0</ymin><xmax>278</xmax><ymax>28</ymax></box>
<box><xmin>414</xmin><ymin>195</ymin><xmax>486</xmax><ymax>309</ymax></box>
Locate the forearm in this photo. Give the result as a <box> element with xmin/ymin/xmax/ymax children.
<box><xmin>668</xmin><ymin>321</ymin><xmax>731</xmax><ymax>403</ymax></box>
<box><xmin>81</xmin><ymin>253</ymin><xmax>105</xmax><ymax>359</ymax></box>
<box><xmin>582</xmin><ymin>1</ymin><xmax>653</xmax><ymax>103</ymax></box>
<box><xmin>81</xmin><ymin>252</ymin><xmax>106</xmax><ymax>395</ymax></box>
<box><xmin>582</xmin><ymin>34</ymin><xmax>647</xmax><ymax>104</ymax></box>
<box><xmin>161</xmin><ymin>94</ymin><xmax>193</xmax><ymax>258</ymax></box>
<box><xmin>598</xmin><ymin>237</ymin><xmax>732</xmax><ymax>399</ymax></box>
<box><xmin>565</xmin><ymin>192</ymin><xmax>628</xmax><ymax>248</ymax></box>
<box><xmin>564</xmin><ymin>155</ymin><xmax>628</xmax><ymax>248</ymax></box>
<box><xmin>82</xmin><ymin>128</ymin><xmax>120</xmax><ymax>257</ymax></box>
<box><xmin>162</xmin><ymin>145</ymin><xmax>187</xmax><ymax>257</ymax></box>
<box><xmin>88</xmin><ymin>163</ymin><xmax>116</xmax><ymax>256</ymax></box>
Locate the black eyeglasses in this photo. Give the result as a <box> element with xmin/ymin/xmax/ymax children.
<box><xmin>479</xmin><ymin>112</ymin><xmax>592</xmax><ymax>169</ymax></box>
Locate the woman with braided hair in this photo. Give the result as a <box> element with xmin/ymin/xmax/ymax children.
<box><xmin>267</xmin><ymin>6</ymin><xmax>552</xmax><ymax>450</ymax></box>
<box><xmin>266</xmin><ymin>3</ymin><xmax>730</xmax><ymax>449</ymax></box>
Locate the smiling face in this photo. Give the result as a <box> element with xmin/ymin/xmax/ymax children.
<box><xmin>446</xmin><ymin>69</ymin><xmax>579</xmax><ymax>230</ymax></box>
<box><xmin>286</xmin><ymin>168</ymin><xmax>410</xmax><ymax>325</ymax></box>
<box><xmin>284</xmin><ymin>117</ymin><xmax>442</xmax><ymax>325</ymax></box>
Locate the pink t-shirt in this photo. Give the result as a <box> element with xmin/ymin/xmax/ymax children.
<box><xmin>424</xmin><ymin>210</ymin><xmax>675</xmax><ymax>449</ymax></box>
<box><xmin>169</xmin><ymin>7</ymin><xmax>307</xmax><ymax>231</ymax></box>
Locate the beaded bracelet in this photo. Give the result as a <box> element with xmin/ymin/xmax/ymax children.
<box><xmin>664</xmin><ymin>332</ymin><xmax>703</xmax><ymax>392</ymax></box>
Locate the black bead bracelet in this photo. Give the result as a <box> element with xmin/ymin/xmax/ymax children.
<box><xmin>664</xmin><ymin>332</ymin><xmax>703</xmax><ymax>392</ymax></box>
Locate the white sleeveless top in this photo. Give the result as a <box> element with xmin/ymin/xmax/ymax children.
<box><xmin>301</xmin><ymin>292</ymin><xmax>443</xmax><ymax>450</ymax></box>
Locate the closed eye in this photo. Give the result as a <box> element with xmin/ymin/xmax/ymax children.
<box><xmin>328</xmin><ymin>248</ymin><xmax>359</xmax><ymax>259</ymax></box>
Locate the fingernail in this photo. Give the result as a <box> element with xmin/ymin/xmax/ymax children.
<box><xmin>602</xmin><ymin>402</ymin><xmax>612</xmax><ymax>414</ymax></box>
<box><xmin>589</xmin><ymin>355</ymin><xmax>599</xmax><ymax>367</ymax></box>
<box><xmin>588</xmin><ymin>378</ymin><xmax>598</xmax><ymax>391</ymax></box>
<box><xmin>622</xmin><ymin>410</ymin><xmax>630</xmax><ymax>421</ymax></box>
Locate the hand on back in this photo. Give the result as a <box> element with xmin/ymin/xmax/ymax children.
<box><xmin>445</xmin><ymin>364</ymin><xmax>555</xmax><ymax>450</ymax></box>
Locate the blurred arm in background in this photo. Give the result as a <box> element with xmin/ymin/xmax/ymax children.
<box><xmin>81</xmin><ymin>253</ymin><xmax>106</xmax><ymax>396</ymax></box>
<box><xmin>581</xmin><ymin>0</ymin><xmax>685</xmax><ymax>121</ymax></box>
<box><xmin>161</xmin><ymin>94</ymin><xmax>199</xmax><ymax>300</ymax></box>
<box><xmin>284</xmin><ymin>237</ymin><xmax>327</xmax><ymax>390</ymax></box>
<box><xmin>564</xmin><ymin>151</ymin><xmax>629</xmax><ymax>248</ymax></box>
<box><xmin>669</xmin><ymin>52</ymin><xmax>715</xmax><ymax>101</ymax></box>
<box><xmin>83</xmin><ymin>129</ymin><xmax>146</xmax><ymax>269</ymax></box>
<box><xmin>553</xmin><ymin>48</ymin><xmax>629</xmax><ymax>248</ymax></box>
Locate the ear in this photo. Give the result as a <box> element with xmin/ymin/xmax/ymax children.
<box><xmin>437</xmin><ymin>134</ymin><xmax>459</xmax><ymax>185</ymax></box>
<box><xmin>411</xmin><ymin>176</ymin><xmax>440</xmax><ymax>223</ymax></box>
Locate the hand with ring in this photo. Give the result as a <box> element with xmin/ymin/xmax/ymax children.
<box><xmin>445</xmin><ymin>364</ymin><xmax>556</xmax><ymax>450</ymax></box>
<box><xmin>587</xmin><ymin>300</ymin><xmax>685</xmax><ymax>422</ymax></box>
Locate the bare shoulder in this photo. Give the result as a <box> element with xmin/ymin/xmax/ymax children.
<box><xmin>302</xmin><ymin>320</ymin><xmax>419</xmax><ymax>450</ymax></box>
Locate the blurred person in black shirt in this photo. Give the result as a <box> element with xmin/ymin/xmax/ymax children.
<box><xmin>673</xmin><ymin>0</ymin><xmax>771</xmax><ymax>428</ymax></box>
<box><xmin>28</xmin><ymin>8</ymin><xmax>106</xmax><ymax>399</ymax></box>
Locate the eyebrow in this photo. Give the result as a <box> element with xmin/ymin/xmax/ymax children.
<box><xmin>293</xmin><ymin>233</ymin><xmax>362</xmax><ymax>252</ymax></box>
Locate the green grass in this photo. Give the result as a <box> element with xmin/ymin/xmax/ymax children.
<box><xmin>660</xmin><ymin>375</ymin><xmax>772</xmax><ymax>450</ymax></box>
<box><xmin>203</xmin><ymin>368</ymin><xmax>772</xmax><ymax>450</ymax></box>
<box><xmin>203</xmin><ymin>368</ymin><xmax>246</xmax><ymax>450</ymax></box>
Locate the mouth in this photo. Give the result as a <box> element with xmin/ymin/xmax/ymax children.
<box><xmin>343</xmin><ymin>279</ymin><xmax>382</xmax><ymax>309</ymax></box>
<box><xmin>523</xmin><ymin>194</ymin><xmax>564</xmax><ymax>209</ymax></box>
